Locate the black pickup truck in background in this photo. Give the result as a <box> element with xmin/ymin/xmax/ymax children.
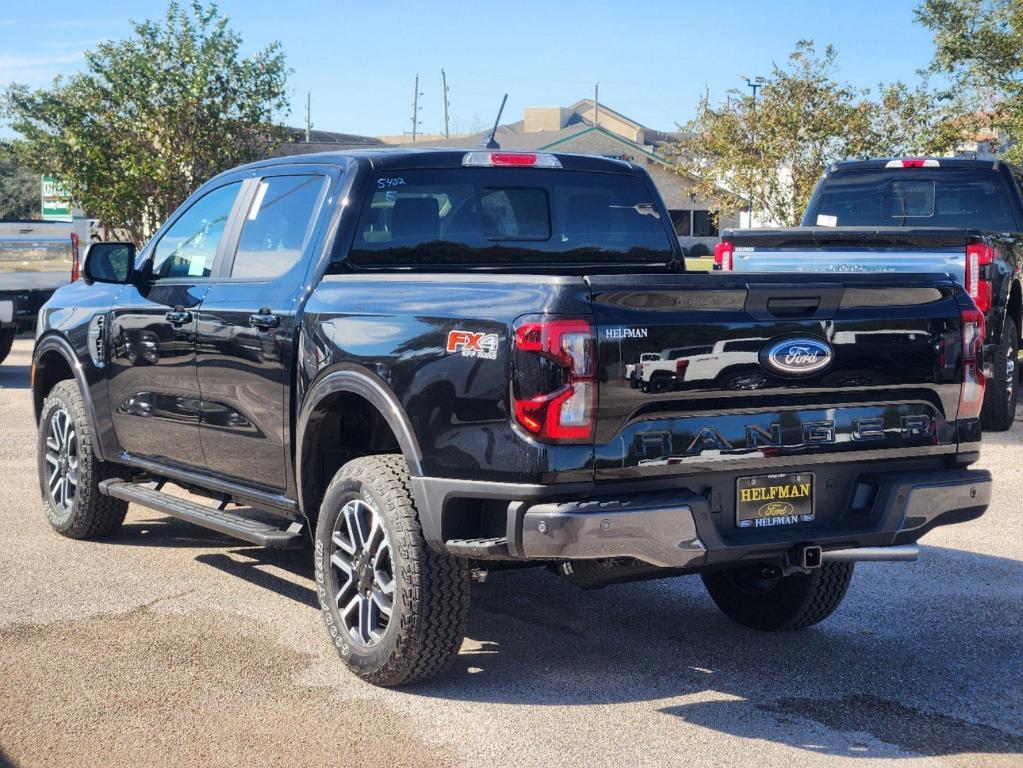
<box><xmin>0</xmin><ymin>221</ymin><xmax>77</xmax><ymax>364</ymax></box>
<box><xmin>716</xmin><ymin>157</ymin><xmax>1023</xmax><ymax>430</ymax></box>
<box><xmin>30</xmin><ymin>149</ymin><xmax>992</xmax><ymax>686</ymax></box>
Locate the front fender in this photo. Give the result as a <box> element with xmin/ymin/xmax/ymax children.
<box><xmin>32</xmin><ymin>333</ymin><xmax>112</xmax><ymax>462</ymax></box>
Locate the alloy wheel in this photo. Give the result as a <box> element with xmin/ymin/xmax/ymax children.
<box><xmin>44</xmin><ymin>407</ymin><xmax>78</xmax><ymax>515</ymax></box>
<box><xmin>329</xmin><ymin>498</ymin><xmax>395</xmax><ymax>647</ymax></box>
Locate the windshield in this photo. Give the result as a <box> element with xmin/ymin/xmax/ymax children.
<box><xmin>348</xmin><ymin>168</ymin><xmax>674</xmax><ymax>266</ymax></box>
<box><xmin>804</xmin><ymin>168</ymin><xmax>1018</xmax><ymax>231</ymax></box>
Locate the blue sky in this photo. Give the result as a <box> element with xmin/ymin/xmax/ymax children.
<box><xmin>0</xmin><ymin>0</ymin><xmax>938</xmax><ymax>137</ymax></box>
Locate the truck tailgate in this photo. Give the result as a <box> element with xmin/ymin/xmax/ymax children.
<box><xmin>589</xmin><ymin>272</ymin><xmax>965</xmax><ymax>481</ymax></box>
<box><xmin>725</xmin><ymin>226</ymin><xmax>975</xmax><ymax>285</ymax></box>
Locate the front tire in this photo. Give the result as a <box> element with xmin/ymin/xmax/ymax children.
<box><xmin>981</xmin><ymin>317</ymin><xmax>1018</xmax><ymax>432</ymax></box>
<box><xmin>37</xmin><ymin>379</ymin><xmax>127</xmax><ymax>538</ymax></box>
<box><xmin>701</xmin><ymin>561</ymin><xmax>854</xmax><ymax>630</ymax></box>
<box><xmin>314</xmin><ymin>454</ymin><xmax>470</xmax><ymax>686</ymax></box>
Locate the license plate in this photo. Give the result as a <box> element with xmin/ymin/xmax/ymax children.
<box><xmin>736</xmin><ymin>472</ymin><xmax>814</xmax><ymax>529</ymax></box>
<box><xmin>0</xmin><ymin>301</ymin><xmax>11</xmax><ymax>323</ymax></box>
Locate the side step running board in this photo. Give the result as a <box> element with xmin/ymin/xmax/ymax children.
<box><xmin>99</xmin><ymin>479</ymin><xmax>303</xmax><ymax>549</ymax></box>
<box><xmin>445</xmin><ymin>537</ymin><xmax>513</xmax><ymax>560</ymax></box>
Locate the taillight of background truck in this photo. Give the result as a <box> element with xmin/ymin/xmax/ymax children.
<box><xmin>675</xmin><ymin>358</ymin><xmax>689</xmax><ymax>378</ymax></box>
<box><xmin>713</xmin><ymin>240</ymin><xmax>733</xmax><ymax>271</ymax></box>
<box><xmin>70</xmin><ymin>233</ymin><xmax>81</xmax><ymax>282</ymax></box>
<box><xmin>512</xmin><ymin>318</ymin><xmax>595</xmax><ymax>442</ymax></box>
<box><xmin>964</xmin><ymin>243</ymin><xmax>994</xmax><ymax>313</ymax></box>
<box><xmin>959</xmin><ymin>306</ymin><xmax>987</xmax><ymax>419</ymax></box>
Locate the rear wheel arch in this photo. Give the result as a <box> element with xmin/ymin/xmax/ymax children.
<box><xmin>296</xmin><ymin>366</ymin><xmax>423</xmax><ymax>525</ymax></box>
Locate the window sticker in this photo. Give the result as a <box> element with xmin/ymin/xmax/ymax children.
<box><xmin>816</xmin><ymin>214</ymin><xmax>838</xmax><ymax>227</ymax></box>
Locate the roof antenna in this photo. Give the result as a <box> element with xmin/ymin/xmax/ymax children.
<box><xmin>482</xmin><ymin>94</ymin><xmax>508</xmax><ymax>149</ymax></box>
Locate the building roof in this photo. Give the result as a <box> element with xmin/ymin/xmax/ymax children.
<box><xmin>272</xmin><ymin>128</ymin><xmax>387</xmax><ymax>157</ymax></box>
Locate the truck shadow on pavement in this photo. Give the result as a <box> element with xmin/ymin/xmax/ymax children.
<box><xmin>414</xmin><ymin>546</ymin><xmax>1023</xmax><ymax>761</ymax></box>
<box><xmin>111</xmin><ymin>513</ymin><xmax>1023</xmax><ymax>761</ymax></box>
<box><xmin>111</xmin><ymin>517</ymin><xmax>319</xmax><ymax>608</ymax></box>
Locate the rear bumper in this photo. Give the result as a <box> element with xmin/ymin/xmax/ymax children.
<box><xmin>414</xmin><ymin>467</ymin><xmax>991</xmax><ymax>569</ymax></box>
<box><xmin>0</xmin><ymin>288</ymin><xmax>56</xmax><ymax>332</ymax></box>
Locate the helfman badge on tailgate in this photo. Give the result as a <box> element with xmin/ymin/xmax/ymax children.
<box><xmin>762</xmin><ymin>337</ymin><xmax>833</xmax><ymax>376</ymax></box>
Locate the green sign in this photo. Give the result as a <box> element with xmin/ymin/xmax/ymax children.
<box><xmin>41</xmin><ymin>175</ymin><xmax>72</xmax><ymax>221</ymax></box>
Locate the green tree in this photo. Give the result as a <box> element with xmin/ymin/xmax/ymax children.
<box><xmin>0</xmin><ymin>148</ymin><xmax>40</xmax><ymax>220</ymax></box>
<box><xmin>917</xmin><ymin>0</ymin><xmax>1023</xmax><ymax>162</ymax></box>
<box><xmin>2</xmin><ymin>1</ymin><xmax>290</xmax><ymax>245</ymax></box>
<box><xmin>668</xmin><ymin>41</ymin><xmax>959</xmax><ymax>226</ymax></box>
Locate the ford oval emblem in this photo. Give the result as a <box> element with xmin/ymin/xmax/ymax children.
<box><xmin>762</xmin><ymin>337</ymin><xmax>833</xmax><ymax>376</ymax></box>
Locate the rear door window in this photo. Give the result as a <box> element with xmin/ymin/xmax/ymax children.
<box><xmin>230</xmin><ymin>174</ymin><xmax>327</xmax><ymax>279</ymax></box>
<box><xmin>348</xmin><ymin>168</ymin><xmax>673</xmax><ymax>266</ymax></box>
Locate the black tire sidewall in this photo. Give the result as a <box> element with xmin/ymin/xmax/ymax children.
<box><xmin>0</xmin><ymin>329</ymin><xmax>15</xmax><ymax>365</ymax></box>
<box><xmin>314</xmin><ymin>469</ymin><xmax>404</xmax><ymax>675</ymax></box>
<box><xmin>982</xmin><ymin>317</ymin><xmax>1019</xmax><ymax>431</ymax></box>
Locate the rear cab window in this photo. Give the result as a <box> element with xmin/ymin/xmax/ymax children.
<box><xmin>347</xmin><ymin>168</ymin><xmax>674</xmax><ymax>267</ymax></box>
<box><xmin>805</xmin><ymin>167</ymin><xmax>1019</xmax><ymax>231</ymax></box>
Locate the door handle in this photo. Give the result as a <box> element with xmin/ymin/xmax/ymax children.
<box><xmin>165</xmin><ymin>307</ymin><xmax>193</xmax><ymax>325</ymax></box>
<box><xmin>248</xmin><ymin>308</ymin><xmax>281</xmax><ymax>330</ymax></box>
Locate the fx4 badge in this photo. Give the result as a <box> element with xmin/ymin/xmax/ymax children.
<box><xmin>447</xmin><ymin>330</ymin><xmax>499</xmax><ymax>360</ymax></box>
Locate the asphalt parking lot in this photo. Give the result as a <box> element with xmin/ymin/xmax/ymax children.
<box><xmin>0</xmin><ymin>336</ymin><xmax>1020</xmax><ymax>768</ymax></box>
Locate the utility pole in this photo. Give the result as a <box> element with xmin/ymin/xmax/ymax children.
<box><xmin>594</xmin><ymin>82</ymin><xmax>600</xmax><ymax>127</ymax></box>
<box><xmin>304</xmin><ymin>91</ymin><xmax>311</xmax><ymax>143</ymax></box>
<box><xmin>409</xmin><ymin>74</ymin><xmax>422</xmax><ymax>143</ymax></box>
<box><xmin>744</xmin><ymin>76</ymin><xmax>765</xmax><ymax>224</ymax></box>
<box><xmin>441</xmin><ymin>69</ymin><xmax>450</xmax><ymax>139</ymax></box>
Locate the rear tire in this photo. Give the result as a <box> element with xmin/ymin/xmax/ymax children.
<box><xmin>0</xmin><ymin>328</ymin><xmax>15</xmax><ymax>365</ymax></box>
<box><xmin>37</xmin><ymin>379</ymin><xmax>127</xmax><ymax>539</ymax></box>
<box><xmin>701</xmin><ymin>561</ymin><xmax>854</xmax><ymax>630</ymax></box>
<box><xmin>314</xmin><ymin>454</ymin><xmax>471</xmax><ymax>686</ymax></box>
<box><xmin>981</xmin><ymin>317</ymin><xmax>1018</xmax><ymax>432</ymax></box>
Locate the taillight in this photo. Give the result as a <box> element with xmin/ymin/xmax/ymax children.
<box><xmin>713</xmin><ymin>241</ymin><xmax>734</xmax><ymax>271</ymax></box>
<box><xmin>462</xmin><ymin>151</ymin><xmax>562</xmax><ymax>168</ymax></box>
<box><xmin>965</xmin><ymin>243</ymin><xmax>994</xmax><ymax>313</ymax></box>
<box><xmin>958</xmin><ymin>305</ymin><xmax>987</xmax><ymax>420</ymax></box>
<box><xmin>70</xmin><ymin>233</ymin><xmax>80</xmax><ymax>282</ymax></box>
<box><xmin>885</xmin><ymin>158</ymin><xmax>941</xmax><ymax>168</ymax></box>
<box><xmin>675</xmin><ymin>358</ymin><xmax>689</xmax><ymax>378</ymax></box>
<box><xmin>512</xmin><ymin>317</ymin><xmax>595</xmax><ymax>442</ymax></box>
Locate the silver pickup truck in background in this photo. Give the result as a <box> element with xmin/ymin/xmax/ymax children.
<box><xmin>715</xmin><ymin>157</ymin><xmax>1023</xmax><ymax>431</ymax></box>
<box><xmin>0</xmin><ymin>221</ymin><xmax>77</xmax><ymax>365</ymax></box>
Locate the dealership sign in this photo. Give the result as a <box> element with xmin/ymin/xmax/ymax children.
<box><xmin>41</xmin><ymin>175</ymin><xmax>72</xmax><ymax>221</ymax></box>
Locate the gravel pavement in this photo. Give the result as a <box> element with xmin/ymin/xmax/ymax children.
<box><xmin>0</xmin><ymin>337</ymin><xmax>1020</xmax><ymax>768</ymax></box>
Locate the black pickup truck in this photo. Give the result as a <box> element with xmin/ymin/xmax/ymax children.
<box><xmin>716</xmin><ymin>157</ymin><xmax>1023</xmax><ymax>431</ymax></box>
<box><xmin>32</xmin><ymin>148</ymin><xmax>991</xmax><ymax>686</ymax></box>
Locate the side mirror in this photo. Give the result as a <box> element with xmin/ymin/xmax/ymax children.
<box><xmin>83</xmin><ymin>242</ymin><xmax>136</xmax><ymax>284</ymax></box>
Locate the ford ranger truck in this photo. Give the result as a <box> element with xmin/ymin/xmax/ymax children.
<box><xmin>30</xmin><ymin>149</ymin><xmax>992</xmax><ymax>686</ymax></box>
<box><xmin>716</xmin><ymin>156</ymin><xmax>1023</xmax><ymax>431</ymax></box>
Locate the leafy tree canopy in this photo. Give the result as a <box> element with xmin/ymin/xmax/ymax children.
<box><xmin>917</xmin><ymin>0</ymin><xmax>1023</xmax><ymax>163</ymax></box>
<box><xmin>2</xmin><ymin>1</ymin><xmax>290</xmax><ymax>244</ymax></box>
<box><xmin>0</xmin><ymin>147</ymin><xmax>40</xmax><ymax>220</ymax></box>
<box><xmin>668</xmin><ymin>41</ymin><xmax>963</xmax><ymax>226</ymax></box>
